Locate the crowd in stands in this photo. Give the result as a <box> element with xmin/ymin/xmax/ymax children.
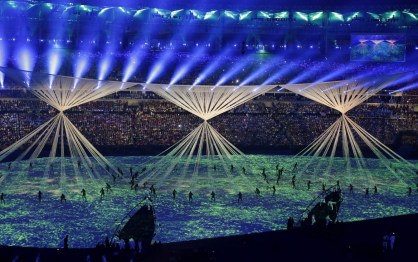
<box><xmin>0</xmin><ymin>88</ymin><xmax>416</xmax><ymax>152</ymax></box>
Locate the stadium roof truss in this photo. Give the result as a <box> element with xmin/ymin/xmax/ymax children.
<box><xmin>281</xmin><ymin>74</ymin><xmax>416</xmax><ymax>186</ymax></box>
<box><xmin>0</xmin><ymin>67</ymin><xmax>137</xmax><ymax>181</ymax></box>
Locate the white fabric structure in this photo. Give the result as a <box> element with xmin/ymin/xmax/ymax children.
<box><xmin>0</xmin><ymin>67</ymin><xmax>137</xmax><ymax>178</ymax></box>
<box><xmin>282</xmin><ymin>74</ymin><xmax>416</xmax><ymax>185</ymax></box>
<box><xmin>139</xmin><ymin>84</ymin><xmax>275</xmax><ymax>187</ymax></box>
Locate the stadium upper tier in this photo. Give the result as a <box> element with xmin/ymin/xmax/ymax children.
<box><xmin>0</xmin><ymin>1</ymin><xmax>418</xmax><ymax>34</ymax></box>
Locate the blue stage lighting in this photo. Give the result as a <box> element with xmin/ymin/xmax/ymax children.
<box><xmin>98</xmin><ymin>56</ymin><xmax>113</xmax><ymax>81</ymax></box>
<box><xmin>215</xmin><ymin>56</ymin><xmax>251</xmax><ymax>86</ymax></box>
<box><xmin>47</xmin><ymin>49</ymin><xmax>63</xmax><ymax>75</ymax></box>
<box><xmin>14</xmin><ymin>45</ymin><xmax>36</xmax><ymax>71</ymax></box>
<box><xmin>146</xmin><ymin>50</ymin><xmax>175</xmax><ymax>84</ymax></box>
<box><xmin>192</xmin><ymin>47</ymin><xmax>233</xmax><ymax>86</ymax></box>
<box><xmin>170</xmin><ymin>66</ymin><xmax>188</xmax><ymax>86</ymax></box>
<box><xmin>0</xmin><ymin>72</ymin><xmax>4</xmax><ymax>88</ymax></box>
<box><xmin>239</xmin><ymin>60</ymin><xmax>277</xmax><ymax>86</ymax></box>
<box><xmin>170</xmin><ymin>46</ymin><xmax>208</xmax><ymax>86</ymax></box>
<box><xmin>73</xmin><ymin>54</ymin><xmax>90</xmax><ymax>78</ymax></box>
<box><xmin>0</xmin><ymin>41</ymin><xmax>6</xmax><ymax>88</ymax></box>
<box><xmin>122</xmin><ymin>47</ymin><xmax>145</xmax><ymax>82</ymax></box>
<box><xmin>147</xmin><ymin>62</ymin><xmax>163</xmax><ymax>84</ymax></box>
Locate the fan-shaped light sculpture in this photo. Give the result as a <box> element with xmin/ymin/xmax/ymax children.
<box><xmin>282</xmin><ymin>74</ymin><xmax>416</xmax><ymax>187</ymax></box>
<box><xmin>139</xmin><ymin>84</ymin><xmax>275</xmax><ymax>189</ymax></box>
<box><xmin>0</xmin><ymin>67</ymin><xmax>137</xmax><ymax>181</ymax></box>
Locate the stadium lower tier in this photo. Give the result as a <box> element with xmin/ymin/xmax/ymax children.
<box><xmin>0</xmin><ymin>155</ymin><xmax>417</xmax><ymax>248</ymax></box>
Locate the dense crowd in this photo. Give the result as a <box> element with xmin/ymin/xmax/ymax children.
<box><xmin>0</xmin><ymin>88</ymin><xmax>416</xmax><ymax>152</ymax></box>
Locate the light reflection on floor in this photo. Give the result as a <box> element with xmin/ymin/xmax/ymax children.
<box><xmin>0</xmin><ymin>155</ymin><xmax>416</xmax><ymax>248</ymax></box>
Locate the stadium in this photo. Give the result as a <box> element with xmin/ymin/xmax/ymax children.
<box><xmin>0</xmin><ymin>0</ymin><xmax>417</xmax><ymax>261</ymax></box>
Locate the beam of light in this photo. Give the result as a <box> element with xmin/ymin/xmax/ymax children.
<box><xmin>47</xmin><ymin>49</ymin><xmax>63</xmax><ymax>75</ymax></box>
<box><xmin>389</xmin><ymin>82</ymin><xmax>418</xmax><ymax>94</ymax></box>
<box><xmin>0</xmin><ymin>40</ymin><xmax>7</xmax><ymax>88</ymax></box>
<box><xmin>98</xmin><ymin>55</ymin><xmax>113</xmax><ymax>81</ymax></box>
<box><xmin>192</xmin><ymin>47</ymin><xmax>233</xmax><ymax>87</ymax></box>
<box><xmin>0</xmin><ymin>72</ymin><xmax>4</xmax><ymax>88</ymax></box>
<box><xmin>146</xmin><ymin>50</ymin><xmax>173</xmax><ymax>84</ymax></box>
<box><xmin>46</xmin><ymin>49</ymin><xmax>63</xmax><ymax>88</ymax></box>
<box><xmin>73</xmin><ymin>54</ymin><xmax>90</xmax><ymax>78</ymax></box>
<box><xmin>288</xmin><ymin>53</ymin><xmax>340</xmax><ymax>84</ymax></box>
<box><xmin>215</xmin><ymin>56</ymin><xmax>252</xmax><ymax>87</ymax></box>
<box><xmin>122</xmin><ymin>47</ymin><xmax>145</xmax><ymax>82</ymax></box>
<box><xmin>311</xmin><ymin>62</ymin><xmax>359</xmax><ymax>84</ymax></box>
<box><xmin>239</xmin><ymin>58</ymin><xmax>279</xmax><ymax>86</ymax></box>
<box><xmin>14</xmin><ymin>45</ymin><xmax>36</xmax><ymax>71</ymax></box>
<box><xmin>170</xmin><ymin>47</ymin><xmax>207</xmax><ymax>86</ymax></box>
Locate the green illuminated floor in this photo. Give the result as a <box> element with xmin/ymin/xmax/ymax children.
<box><xmin>0</xmin><ymin>155</ymin><xmax>416</xmax><ymax>248</ymax></box>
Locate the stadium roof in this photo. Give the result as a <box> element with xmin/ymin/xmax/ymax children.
<box><xmin>22</xmin><ymin>0</ymin><xmax>418</xmax><ymax>10</ymax></box>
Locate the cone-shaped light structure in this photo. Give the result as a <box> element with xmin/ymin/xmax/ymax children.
<box><xmin>281</xmin><ymin>73</ymin><xmax>416</xmax><ymax>186</ymax></box>
<box><xmin>0</xmin><ymin>67</ymin><xmax>137</xmax><ymax>180</ymax></box>
<box><xmin>139</xmin><ymin>84</ymin><xmax>275</xmax><ymax>189</ymax></box>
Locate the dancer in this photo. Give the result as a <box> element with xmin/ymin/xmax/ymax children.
<box><xmin>210</xmin><ymin>191</ymin><xmax>216</xmax><ymax>201</ymax></box>
<box><xmin>188</xmin><ymin>191</ymin><xmax>193</xmax><ymax>202</ymax></box>
<box><xmin>272</xmin><ymin>185</ymin><xmax>276</xmax><ymax>195</ymax></box>
<box><xmin>291</xmin><ymin>175</ymin><xmax>296</xmax><ymax>189</ymax></box>
<box><xmin>100</xmin><ymin>188</ymin><xmax>105</xmax><ymax>199</ymax></box>
<box><xmin>81</xmin><ymin>188</ymin><xmax>87</xmax><ymax>201</ymax></box>
<box><xmin>293</xmin><ymin>162</ymin><xmax>298</xmax><ymax>171</ymax></box>
<box><xmin>238</xmin><ymin>192</ymin><xmax>243</xmax><ymax>202</ymax></box>
<box><xmin>60</xmin><ymin>193</ymin><xmax>66</xmax><ymax>203</ymax></box>
<box><xmin>0</xmin><ymin>193</ymin><xmax>5</xmax><ymax>204</ymax></box>
<box><xmin>255</xmin><ymin>187</ymin><xmax>260</xmax><ymax>196</ymax></box>
<box><xmin>307</xmin><ymin>180</ymin><xmax>311</xmax><ymax>190</ymax></box>
<box><xmin>172</xmin><ymin>189</ymin><xmax>177</xmax><ymax>199</ymax></box>
<box><xmin>38</xmin><ymin>191</ymin><xmax>42</xmax><ymax>203</ymax></box>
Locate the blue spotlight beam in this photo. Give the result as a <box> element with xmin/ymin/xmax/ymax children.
<box><xmin>169</xmin><ymin>46</ymin><xmax>207</xmax><ymax>86</ymax></box>
<box><xmin>239</xmin><ymin>57</ymin><xmax>283</xmax><ymax>86</ymax></box>
<box><xmin>122</xmin><ymin>45</ymin><xmax>146</xmax><ymax>82</ymax></box>
<box><xmin>215</xmin><ymin>55</ymin><xmax>253</xmax><ymax>87</ymax></box>
<box><xmin>192</xmin><ymin>47</ymin><xmax>234</xmax><ymax>87</ymax></box>
<box><xmin>146</xmin><ymin>50</ymin><xmax>174</xmax><ymax>84</ymax></box>
<box><xmin>73</xmin><ymin>54</ymin><xmax>90</xmax><ymax>79</ymax></box>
